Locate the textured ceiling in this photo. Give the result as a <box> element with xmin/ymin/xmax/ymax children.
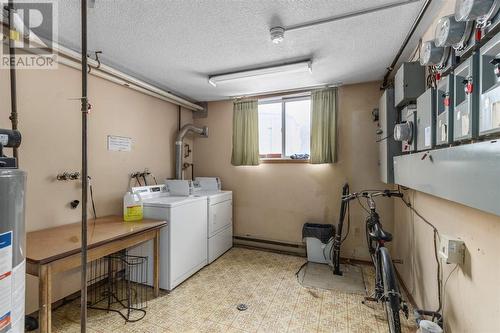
<box><xmin>51</xmin><ymin>0</ymin><xmax>428</xmax><ymax>102</ymax></box>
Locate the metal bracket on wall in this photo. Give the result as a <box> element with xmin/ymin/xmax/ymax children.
<box><xmin>394</xmin><ymin>140</ymin><xmax>500</xmax><ymax>216</ymax></box>
<box><xmin>56</xmin><ymin>172</ymin><xmax>81</xmax><ymax>181</ymax></box>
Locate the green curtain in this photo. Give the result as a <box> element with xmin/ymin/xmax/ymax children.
<box><xmin>310</xmin><ymin>88</ymin><xmax>337</xmax><ymax>164</ymax></box>
<box><xmin>231</xmin><ymin>99</ymin><xmax>260</xmax><ymax>166</ymax></box>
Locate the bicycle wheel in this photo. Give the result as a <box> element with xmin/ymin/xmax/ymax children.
<box><xmin>379</xmin><ymin>247</ymin><xmax>402</xmax><ymax>333</ymax></box>
<box><xmin>384</xmin><ymin>294</ymin><xmax>401</xmax><ymax>333</ymax></box>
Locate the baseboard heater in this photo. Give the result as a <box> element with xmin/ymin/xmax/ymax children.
<box><xmin>233</xmin><ymin>236</ymin><xmax>302</xmax><ymax>248</ymax></box>
<box><xmin>233</xmin><ymin>236</ymin><xmax>306</xmax><ymax>255</ymax></box>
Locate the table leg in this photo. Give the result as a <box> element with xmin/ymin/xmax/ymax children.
<box><xmin>153</xmin><ymin>230</ymin><xmax>160</xmax><ymax>297</ymax></box>
<box><xmin>38</xmin><ymin>264</ymin><xmax>52</xmax><ymax>333</ymax></box>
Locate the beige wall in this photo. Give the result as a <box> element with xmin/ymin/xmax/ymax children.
<box><xmin>1</xmin><ymin>64</ymin><xmax>194</xmax><ymax>313</ymax></box>
<box><xmin>194</xmin><ymin>82</ymin><xmax>393</xmax><ymax>261</ymax></box>
<box><xmin>394</xmin><ymin>191</ymin><xmax>500</xmax><ymax>332</ymax></box>
<box><xmin>393</xmin><ymin>1</ymin><xmax>500</xmax><ymax>331</ymax></box>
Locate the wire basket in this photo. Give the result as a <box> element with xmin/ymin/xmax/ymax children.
<box><xmin>87</xmin><ymin>251</ymin><xmax>149</xmax><ymax>322</ymax></box>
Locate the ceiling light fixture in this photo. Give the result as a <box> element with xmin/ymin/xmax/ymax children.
<box><xmin>208</xmin><ymin>60</ymin><xmax>312</xmax><ymax>87</ymax></box>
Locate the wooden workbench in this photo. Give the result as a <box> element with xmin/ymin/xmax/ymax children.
<box><xmin>26</xmin><ymin>215</ymin><xmax>167</xmax><ymax>333</ymax></box>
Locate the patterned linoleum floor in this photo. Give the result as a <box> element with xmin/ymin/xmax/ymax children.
<box><xmin>51</xmin><ymin>247</ymin><xmax>417</xmax><ymax>333</ymax></box>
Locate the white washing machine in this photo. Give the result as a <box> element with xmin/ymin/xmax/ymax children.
<box><xmin>194</xmin><ymin>178</ymin><xmax>233</xmax><ymax>263</ymax></box>
<box><xmin>128</xmin><ymin>185</ymin><xmax>208</xmax><ymax>291</ymax></box>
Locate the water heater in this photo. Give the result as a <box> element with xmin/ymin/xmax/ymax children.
<box><xmin>0</xmin><ymin>129</ymin><xmax>25</xmax><ymax>333</ymax></box>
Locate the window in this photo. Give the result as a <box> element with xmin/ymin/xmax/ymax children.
<box><xmin>258</xmin><ymin>96</ymin><xmax>311</xmax><ymax>159</ymax></box>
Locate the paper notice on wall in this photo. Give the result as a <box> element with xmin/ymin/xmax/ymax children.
<box><xmin>424</xmin><ymin>127</ymin><xmax>431</xmax><ymax>147</ymax></box>
<box><xmin>0</xmin><ymin>231</ymin><xmax>13</xmax><ymax>333</ymax></box>
<box><xmin>107</xmin><ymin>135</ymin><xmax>132</xmax><ymax>152</ymax></box>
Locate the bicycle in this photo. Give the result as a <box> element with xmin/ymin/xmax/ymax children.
<box><xmin>343</xmin><ymin>190</ymin><xmax>409</xmax><ymax>333</ymax></box>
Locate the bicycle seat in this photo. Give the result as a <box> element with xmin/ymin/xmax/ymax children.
<box><xmin>370</xmin><ymin>223</ymin><xmax>393</xmax><ymax>242</ymax></box>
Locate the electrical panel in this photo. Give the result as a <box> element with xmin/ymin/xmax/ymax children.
<box><xmin>436</xmin><ymin>74</ymin><xmax>455</xmax><ymax>145</ymax></box>
<box><xmin>394</xmin><ymin>140</ymin><xmax>500</xmax><ymax>217</ymax></box>
<box><xmin>479</xmin><ymin>31</ymin><xmax>500</xmax><ymax>137</ymax></box>
<box><xmin>439</xmin><ymin>235</ymin><xmax>465</xmax><ymax>265</ymax></box>
<box><xmin>394</xmin><ymin>62</ymin><xmax>426</xmax><ymax>108</ymax></box>
<box><xmin>377</xmin><ymin>88</ymin><xmax>401</xmax><ymax>184</ymax></box>
<box><xmin>453</xmin><ymin>53</ymin><xmax>479</xmax><ymax>141</ymax></box>
<box><xmin>416</xmin><ymin>88</ymin><xmax>436</xmax><ymax>151</ymax></box>
<box><xmin>395</xmin><ymin>105</ymin><xmax>417</xmax><ymax>153</ymax></box>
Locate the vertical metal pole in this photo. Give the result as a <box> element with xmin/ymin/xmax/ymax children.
<box><xmin>80</xmin><ymin>0</ymin><xmax>88</xmax><ymax>332</ymax></box>
<box><xmin>8</xmin><ymin>0</ymin><xmax>18</xmax><ymax>162</ymax></box>
<box><xmin>281</xmin><ymin>100</ymin><xmax>286</xmax><ymax>157</ymax></box>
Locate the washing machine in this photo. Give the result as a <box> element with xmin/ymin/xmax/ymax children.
<box><xmin>129</xmin><ymin>184</ymin><xmax>208</xmax><ymax>291</ymax></box>
<box><xmin>194</xmin><ymin>178</ymin><xmax>233</xmax><ymax>264</ymax></box>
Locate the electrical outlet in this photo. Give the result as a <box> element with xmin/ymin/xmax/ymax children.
<box><xmin>439</xmin><ymin>235</ymin><xmax>465</xmax><ymax>265</ymax></box>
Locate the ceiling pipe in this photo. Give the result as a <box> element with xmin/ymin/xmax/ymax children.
<box><xmin>0</xmin><ymin>20</ymin><xmax>203</xmax><ymax>112</ymax></box>
<box><xmin>278</xmin><ymin>0</ymin><xmax>421</xmax><ymax>33</ymax></box>
<box><xmin>382</xmin><ymin>0</ymin><xmax>433</xmax><ymax>88</ymax></box>
<box><xmin>175</xmin><ymin>124</ymin><xmax>208</xmax><ymax>180</ymax></box>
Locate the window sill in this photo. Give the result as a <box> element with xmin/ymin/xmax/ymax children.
<box><xmin>260</xmin><ymin>158</ymin><xmax>310</xmax><ymax>164</ymax></box>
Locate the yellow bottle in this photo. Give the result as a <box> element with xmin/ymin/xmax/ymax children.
<box><xmin>123</xmin><ymin>191</ymin><xmax>143</xmax><ymax>222</ymax></box>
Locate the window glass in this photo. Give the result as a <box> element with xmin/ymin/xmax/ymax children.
<box><xmin>258</xmin><ymin>102</ymin><xmax>282</xmax><ymax>157</ymax></box>
<box><xmin>258</xmin><ymin>97</ymin><xmax>311</xmax><ymax>159</ymax></box>
<box><xmin>285</xmin><ymin>99</ymin><xmax>311</xmax><ymax>156</ymax></box>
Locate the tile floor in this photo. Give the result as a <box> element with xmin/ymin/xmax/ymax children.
<box><xmin>51</xmin><ymin>247</ymin><xmax>417</xmax><ymax>333</ymax></box>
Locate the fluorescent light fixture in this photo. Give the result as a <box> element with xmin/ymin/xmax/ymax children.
<box><xmin>208</xmin><ymin>60</ymin><xmax>312</xmax><ymax>87</ymax></box>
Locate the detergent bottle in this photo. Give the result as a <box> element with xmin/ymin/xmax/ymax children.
<box><xmin>123</xmin><ymin>191</ymin><xmax>143</xmax><ymax>222</ymax></box>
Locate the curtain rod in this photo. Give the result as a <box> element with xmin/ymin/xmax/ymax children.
<box><xmin>230</xmin><ymin>82</ymin><xmax>342</xmax><ymax>100</ymax></box>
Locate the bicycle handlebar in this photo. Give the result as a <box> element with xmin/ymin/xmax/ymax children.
<box><xmin>342</xmin><ymin>190</ymin><xmax>403</xmax><ymax>202</ymax></box>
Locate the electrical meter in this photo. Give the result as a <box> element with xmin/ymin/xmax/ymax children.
<box><xmin>416</xmin><ymin>88</ymin><xmax>436</xmax><ymax>151</ymax></box>
<box><xmin>436</xmin><ymin>74</ymin><xmax>455</xmax><ymax>145</ymax></box>
<box><xmin>480</xmin><ymin>1</ymin><xmax>500</xmax><ymax>44</ymax></box>
<box><xmin>455</xmin><ymin>0</ymin><xmax>496</xmax><ymax>22</ymax></box>
<box><xmin>454</xmin><ymin>53</ymin><xmax>479</xmax><ymax>141</ymax></box>
<box><xmin>479</xmin><ymin>31</ymin><xmax>500</xmax><ymax>137</ymax></box>
<box><xmin>420</xmin><ymin>40</ymin><xmax>451</xmax><ymax>72</ymax></box>
<box><xmin>394</xmin><ymin>105</ymin><xmax>417</xmax><ymax>152</ymax></box>
<box><xmin>435</xmin><ymin>15</ymin><xmax>470</xmax><ymax>48</ymax></box>
<box><xmin>420</xmin><ymin>41</ymin><xmax>450</xmax><ymax>68</ymax></box>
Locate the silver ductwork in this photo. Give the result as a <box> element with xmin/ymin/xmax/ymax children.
<box><xmin>175</xmin><ymin>124</ymin><xmax>208</xmax><ymax>179</ymax></box>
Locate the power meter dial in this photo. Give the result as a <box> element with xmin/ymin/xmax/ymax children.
<box><xmin>420</xmin><ymin>41</ymin><xmax>448</xmax><ymax>67</ymax></box>
<box><xmin>394</xmin><ymin>122</ymin><xmax>413</xmax><ymax>143</ymax></box>
<box><xmin>435</xmin><ymin>15</ymin><xmax>468</xmax><ymax>47</ymax></box>
<box><xmin>455</xmin><ymin>0</ymin><xmax>496</xmax><ymax>22</ymax></box>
